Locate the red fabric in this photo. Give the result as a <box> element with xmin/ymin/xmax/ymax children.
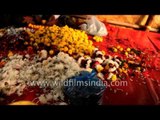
<box><xmin>95</xmin><ymin>24</ymin><xmax>160</xmax><ymax>105</ymax></box>
<box><xmin>4</xmin><ymin>24</ymin><xmax>160</xmax><ymax>105</ymax></box>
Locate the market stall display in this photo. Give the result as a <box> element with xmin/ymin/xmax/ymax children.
<box><xmin>0</xmin><ymin>15</ymin><xmax>160</xmax><ymax>105</ymax></box>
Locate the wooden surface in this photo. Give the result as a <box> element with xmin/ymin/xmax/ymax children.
<box><xmin>96</xmin><ymin>15</ymin><xmax>160</xmax><ymax>31</ymax></box>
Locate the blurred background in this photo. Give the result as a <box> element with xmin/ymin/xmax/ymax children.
<box><xmin>0</xmin><ymin>15</ymin><xmax>160</xmax><ymax>32</ymax></box>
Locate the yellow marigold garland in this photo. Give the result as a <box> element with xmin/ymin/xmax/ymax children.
<box><xmin>26</xmin><ymin>24</ymin><xmax>95</xmax><ymax>57</ymax></box>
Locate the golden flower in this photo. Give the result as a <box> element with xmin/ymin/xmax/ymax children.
<box><xmin>27</xmin><ymin>24</ymin><xmax>95</xmax><ymax>57</ymax></box>
<box><xmin>49</xmin><ymin>50</ymin><xmax>54</xmax><ymax>55</ymax></box>
<box><xmin>111</xmin><ymin>74</ymin><xmax>117</xmax><ymax>81</ymax></box>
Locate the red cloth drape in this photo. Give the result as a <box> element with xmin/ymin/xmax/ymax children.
<box><xmin>98</xmin><ymin>24</ymin><xmax>160</xmax><ymax>105</ymax></box>
<box><xmin>4</xmin><ymin>24</ymin><xmax>160</xmax><ymax>105</ymax></box>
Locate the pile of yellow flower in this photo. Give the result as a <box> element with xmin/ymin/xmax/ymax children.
<box><xmin>26</xmin><ymin>24</ymin><xmax>95</xmax><ymax>57</ymax></box>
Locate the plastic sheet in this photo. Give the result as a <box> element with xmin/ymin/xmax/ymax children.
<box><xmin>63</xmin><ymin>69</ymin><xmax>106</xmax><ymax>105</ymax></box>
<box><xmin>79</xmin><ymin>16</ymin><xmax>108</xmax><ymax>36</ymax></box>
